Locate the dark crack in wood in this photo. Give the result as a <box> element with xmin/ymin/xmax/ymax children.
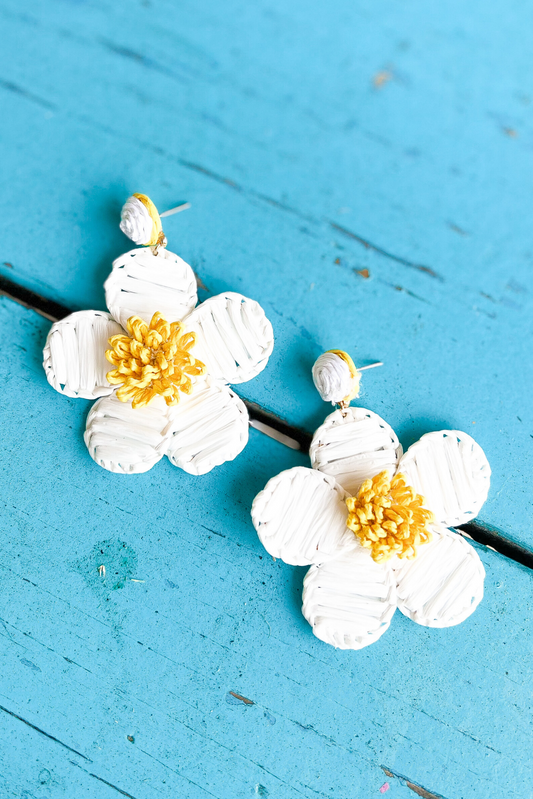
<box><xmin>0</xmin><ymin>703</ymin><xmax>92</xmax><ymax>762</ymax></box>
<box><xmin>2</xmin><ymin>275</ymin><xmax>532</xmax><ymax>571</ymax></box>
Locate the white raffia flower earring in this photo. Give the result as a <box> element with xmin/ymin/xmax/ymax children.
<box><xmin>43</xmin><ymin>194</ymin><xmax>274</xmax><ymax>475</ymax></box>
<box><xmin>251</xmin><ymin>350</ymin><xmax>490</xmax><ymax>650</ymax></box>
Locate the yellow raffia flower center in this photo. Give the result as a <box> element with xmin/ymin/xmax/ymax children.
<box><xmin>346</xmin><ymin>470</ymin><xmax>434</xmax><ymax>563</ymax></box>
<box><xmin>106</xmin><ymin>312</ymin><xmax>206</xmax><ymax>409</ymax></box>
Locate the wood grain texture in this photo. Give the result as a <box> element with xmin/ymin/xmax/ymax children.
<box><xmin>1</xmin><ymin>299</ymin><xmax>533</xmax><ymax>798</ymax></box>
<box><xmin>0</xmin><ymin>0</ymin><xmax>532</xmax><ymax>795</ymax></box>
<box><xmin>0</xmin><ymin>0</ymin><xmax>531</xmax><ymax>547</ymax></box>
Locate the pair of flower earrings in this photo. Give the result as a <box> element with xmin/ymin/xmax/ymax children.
<box><xmin>43</xmin><ymin>194</ymin><xmax>491</xmax><ymax>650</ymax></box>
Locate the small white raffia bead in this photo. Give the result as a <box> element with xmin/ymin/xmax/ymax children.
<box><xmin>84</xmin><ymin>393</ymin><xmax>169</xmax><ymax>474</ymax></box>
<box><xmin>252</xmin><ymin>467</ymin><xmax>353</xmax><ymax>566</ymax></box>
<box><xmin>184</xmin><ymin>292</ymin><xmax>274</xmax><ymax>384</ymax></box>
<box><xmin>310</xmin><ymin>407</ymin><xmax>402</xmax><ymax>496</ymax></box>
<box><xmin>166</xmin><ymin>382</ymin><xmax>249</xmax><ymax>475</ymax></box>
<box><xmin>105</xmin><ymin>248</ymin><xmax>198</xmax><ymax>330</ymax></box>
<box><xmin>393</xmin><ymin>524</ymin><xmax>485</xmax><ymax>628</ymax></box>
<box><xmin>120</xmin><ymin>196</ymin><xmax>153</xmax><ymax>245</ymax></box>
<box><xmin>302</xmin><ymin>542</ymin><xmax>397</xmax><ymax>649</ymax></box>
<box><xmin>312</xmin><ymin>352</ymin><xmax>355</xmax><ymax>403</ymax></box>
<box><xmin>43</xmin><ymin>311</ymin><xmax>123</xmax><ymax>400</ymax></box>
<box><xmin>398</xmin><ymin>430</ymin><xmax>491</xmax><ymax>527</ymax></box>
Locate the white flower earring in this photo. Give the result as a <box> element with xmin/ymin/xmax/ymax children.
<box><xmin>43</xmin><ymin>194</ymin><xmax>274</xmax><ymax>475</ymax></box>
<box><xmin>251</xmin><ymin>350</ymin><xmax>490</xmax><ymax>650</ymax></box>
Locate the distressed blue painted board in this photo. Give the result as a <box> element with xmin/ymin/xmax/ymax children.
<box><xmin>0</xmin><ymin>0</ymin><xmax>532</xmax><ymax>546</ymax></box>
<box><xmin>1</xmin><ymin>300</ymin><xmax>533</xmax><ymax>798</ymax></box>
<box><xmin>1</xmin><ymin>1</ymin><xmax>533</xmax><ymax>796</ymax></box>
<box><xmin>0</xmin><ymin>717</ymin><xmax>122</xmax><ymax>799</ymax></box>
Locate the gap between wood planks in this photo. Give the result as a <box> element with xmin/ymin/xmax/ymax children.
<box><xmin>1</xmin><ymin>273</ymin><xmax>532</xmax><ymax>571</ymax></box>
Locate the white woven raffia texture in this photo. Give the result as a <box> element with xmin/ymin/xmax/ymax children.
<box><xmin>312</xmin><ymin>352</ymin><xmax>355</xmax><ymax>404</ymax></box>
<box><xmin>398</xmin><ymin>430</ymin><xmax>491</xmax><ymax>526</ymax></box>
<box><xmin>302</xmin><ymin>544</ymin><xmax>397</xmax><ymax>649</ymax></box>
<box><xmin>43</xmin><ymin>311</ymin><xmax>123</xmax><ymax>399</ymax></box>
<box><xmin>252</xmin><ymin>406</ymin><xmax>491</xmax><ymax>649</ymax></box>
<box><xmin>393</xmin><ymin>524</ymin><xmax>485</xmax><ymax>627</ymax></box>
<box><xmin>310</xmin><ymin>406</ymin><xmax>403</xmax><ymax>495</ymax></box>
<box><xmin>84</xmin><ymin>393</ymin><xmax>170</xmax><ymax>474</ymax></box>
<box><xmin>105</xmin><ymin>248</ymin><xmax>198</xmax><ymax>330</ymax></box>
<box><xmin>165</xmin><ymin>383</ymin><xmax>249</xmax><ymax>475</ymax></box>
<box><xmin>43</xmin><ymin>248</ymin><xmax>274</xmax><ymax>475</ymax></box>
<box><xmin>119</xmin><ymin>197</ymin><xmax>153</xmax><ymax>245</ymax></box>
<box><xmin>184</xmin><ymin>292</ymin><xmax>274</xmax><ymax>384</ymax></box>
<box><xmin>252</xmin><ymin>465</ymin><xmax>396</xmax><ymax>647</ymax></box>
<box><xmin>85</xmin><ymin>382</ymin><xmax>249</xmax><ymax>475</ymax></box>
<box><xmin>252</xmin><ymin>467</ymin><xmax>353</xmax><ymax>566</ymax></box>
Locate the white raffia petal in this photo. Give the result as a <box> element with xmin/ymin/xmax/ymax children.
<box><xmin>165</xmin><ymin>382</ymin><xmax>249</xmax><ymax>475</ymax></box>
<box><xmin>43</xmin><ymin>311</ymin><xmax>122</xmax><ymax>400</ymax></box>
<box><xmin>183</xmin><ymin>292</ymin><xmax>274</xmax><ymax>384</ymax></box>
<box><xmin>393</xmin><ymin>524</ymin><xmax>485</xmax><ymax>628</ymax></box>
<box><xmin>398</xmin><ymin>430</ymin><xmax>491</xmax><ymax>527</ymax></box>
<box><xmin>312</xmin><ymin>352</ymin><xmax>355</xmax><ymax>404</ymax></box>
<box><xmin>105</xmin><ymin>248</ymin><xmax>198</xmax><ymax>330</ymax></box>
<box><xmin>84</xmin><ymin>393</ymin><xmax>169</xmax><ymax>474</ymax></box>
<box><xmin>119</xmin><ymin>196</ymin><xmax>153</xmax><ymax>245</ymax></box>
<box><xmin>251</xmin><ymin>467</ymin><xmax>354</xmax><ymax>566</ymax></box>
<box><xmin>302</xmin><ymin>542</ymin><xmax>397</xmax><ymax>649</ymax></box>
<box><xmin>310</xmin><ymin>407</ymin><xmax>403</xmax><ymax>495</ymax></box>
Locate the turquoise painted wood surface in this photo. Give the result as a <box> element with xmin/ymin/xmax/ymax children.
<box><xmin>1</xmin><ymin>297</ymin><xmax>533</xmax><ymax>798</ymax></box>
<box><xmin>0</xmin><ymin>1</ymin><xmax>532</xmax><ymax>797</ymax></box>
<box><xmin>0</xmin><ymin>0</ymin><xmax>532</xmax><ymax>546</ymax></box>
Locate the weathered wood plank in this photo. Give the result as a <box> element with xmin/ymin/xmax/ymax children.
<box><xmin>0</xmin><ymin>0</ymin><xmax>531</xmax><ymax>546</ymax></box>
<box><xmin>1</xmin><ymin>0</ymin><xmax>533</xmax><ymax>795</ymax></box>
<box><xmin>0</xmin><ymin>715</ymin><xmax>127</xmax><ymax>799</ymax></box>
<box><xmin>0</xmin><ymin>298</ymin><xmax>532</xmax><ymax>798</ymax></box>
